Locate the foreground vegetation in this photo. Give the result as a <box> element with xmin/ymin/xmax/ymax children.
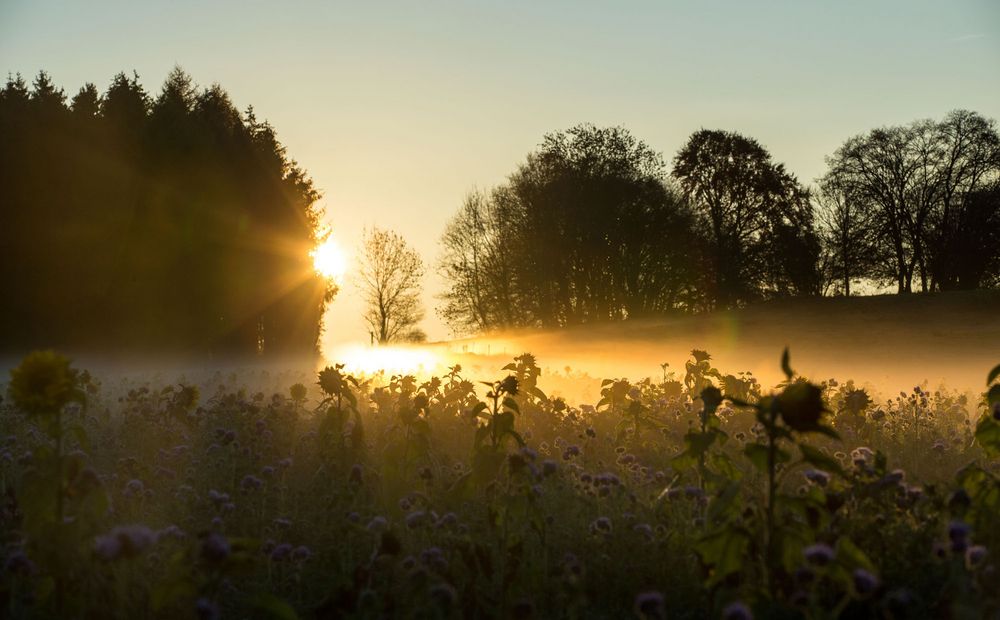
<box><xmin>1</xmin><ymin>349</ymin><xmax>998</xmax><ymax>619</ymax></box>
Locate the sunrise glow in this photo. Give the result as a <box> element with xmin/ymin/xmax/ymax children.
<box><xmin>325</xmin><ymin>344</ymin><xmax>440</xmax><ymax>377</ymax></box>
<box><xmin>311</xmin><ymin>238</ymin><xmax>347</xmax><ymax>282</ymax></box>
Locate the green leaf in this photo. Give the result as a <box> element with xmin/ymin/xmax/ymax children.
<box><xmin>601</xmin><ymin>379</ymin><xmax>614</xmax><ymax>387</ymax></box>
<box><xmin>495</xmin><ymin>411</ymin><xmax>515</xmax><ymax>435</ymax></box>
<box><xmin>506</xmin><ymin>429</ymin><xmax>526</xmax><ymax>447</ymax></box>
<box><xmin>152</xmin><ymin>573</ymin><xmax>197</xmax><ymax>611</ymax></box>
<box><xmin>988</xmin><ymin>364</ymin><xmax>1000</xmax><ymax>386</ymax></box>
<box><xmin>502</xmin><ymin>397</ymin><xmax>520</xmax><ymax>414</ymax></box>
<box><xmin>781</xmin><ymin>347</ymin><xmax>794</xmax><ymax>380</ymax></box>
<box><xmin>34</xmin><ymin>576</ymin><xmax>55</xmax><ymax>604</ymax></box>
<box><xmin>684</xmin><ymin>431</ymin><xmax>718</xmax><ymax>458</ymax></box>
<box><xmin>706</xmin><ymin>481</ymin><xmax>742</xmax><ymax>522</ymax></box>
<box><xmin>67</xmin><ymin>423</ymin><xmax>90</xmax><ymax>451</ymax></box>
<box><xmin>835</xmin><ymin>537</ymin><xmax>876</xmax><ymax>572</ymax></box>
<box><xmin>743</xmin><ymin>444</ymin><xmax>769</xmax><ymax>472</ymax></box>
<box><xmin>708</xmin><ymin>452</ymin><xmax>742</xmax><ymax>482</ymax></box>
<box><xmin>252</xmin><ymin>593</ymin><xmax>300</xmax><ymax>620</ymax></box>
<box><xmin>988</xmin><ymin>384</ymin><xmax>1000</xmax><ymax>406</ymax></box>
<box><xmin>799</xmin><ymin>444</ymin><xmax>845</xmax><ymax>477</ymax></box>
<box><xmin>695</xmin><ymin>525</ymin><xmax>750</xmax><ymax>585</ymax></box>
<box><xmin>744</xmin><ymin>443</ymin><xmax>790</xmax><ymax>472</ymax></box>
<box><xmin>975</xmin><ymin>415</ymin><xmax>1000</xmax><ymax>457</ymax></box>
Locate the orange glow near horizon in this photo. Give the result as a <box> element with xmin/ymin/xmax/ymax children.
<box><xmin>324</xmin><ymin>344</ymin><xmax>441</xmax><ymax>377</ymax></box>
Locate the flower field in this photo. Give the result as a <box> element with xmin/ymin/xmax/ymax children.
<box><xmin>1</xmin><ymin>349</ymin><xmax>998</xmax><ymax>619</ymax></box>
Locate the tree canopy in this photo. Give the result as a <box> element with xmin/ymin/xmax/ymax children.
<box><xmin>672</xmin><ymin>129</ymin><xmax>821</xmax><ymax>308</ymax></box>
<box><xmin>0</xmin><ymin>68</ymin><xmax>333</xmax><ymax>356</ymax></box>
<box><xmin>819</xmin><ymin>110</ymin><xmax>1000</xmax><ymax>293</ymax></box>
<box><xmin>439</xmin><ymin>125</ymin><xmax>701</xmax><ymax>332</ymax></box>
<box><xmin>356</xmin><ymin>228</ymin><xmax>425</xmax><ymax>344</ymax></box>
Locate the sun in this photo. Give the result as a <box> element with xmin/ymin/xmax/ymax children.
<box><xmin>311</xmin><ymin>238</ymin><xmax>347</xmax><ymax>282</ymax></box>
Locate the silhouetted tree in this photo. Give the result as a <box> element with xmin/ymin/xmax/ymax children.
<box><xmin>357</xmin><ymin>228</ymin><xmax>425</xmax><ymax>344</ymax></box>
<box><xmin>821</xmin><ymin>110</ymin><xmax>1000</xmax><ymax>293</ymax></box>
<box><xmin>672</xmin><ymin>130</ymin><xmax>820</xmax><ymax>308</ymax></box>
<box><xmin>0</xmin><ymin>68</ymin><xmax>332</xmax><ymax>356</ymax></box>
<box><xmin>438</xmin><ymin>189</ymin><xmax>526</xmax><ymax>331</ymax></box>
<box><xmin>933</xmin><ymin>185</ymin><xmax>1000</xmax><ymax>289</ymax></box>
<box><xmin>439</xmin><ymin>125</ymin><xmax>700</xmax><ymax>332</ymax></box>
<box><xmin>815</xmin><ymin>177</ymin><xmax>879</xmax><ymax>296</ymax></box>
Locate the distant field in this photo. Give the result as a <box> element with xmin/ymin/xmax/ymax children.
<box><xmin>439</xmin><ymin>290</ymin><xmax>1000</xmax><ymax>395</ymax></box>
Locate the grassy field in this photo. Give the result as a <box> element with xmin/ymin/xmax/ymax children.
<box><xmin>0</xmin><ymin>293</ymin><xmax>998</xmax><ymax>618</ymax></box>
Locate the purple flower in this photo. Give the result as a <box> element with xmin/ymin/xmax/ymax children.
<box><xmin>349</xmin><ymin>463</ymin><xmax>364</xmax><ymax>484</ymax></box>
<box><xmin>589</xmin><ymin>517</ymin><xmax>612</xmax><ymax>535</ymax></box>
<box><xmin>95</xmin><ymin>524</ymin><xmax>156</xmax><ymax>561</ymax></box>
<box><xmin>436</xmin><ymin>512</ymin><xmax>458</xmax><ymax>529</ymax></box>
<box><xmin>270</xmin><ymin>543</ymin><xmax>293</xmax><ymax>562</ymax></box>
<box><xmin>195</xmin><ymin>598</ymin><xmax>220</xmax><ymax>620</ymax></box>
<box><xmin>541</xmin><ymin>459</ymin><xmax>558</xmax><ymax>477</ymax></box>
<box><xmin>966</xmin><ymin>545</ymin><xmax>988</xmax><ymax>569</ymax></box>
<box><xmin>240</xmin><ymin>475</ymin><xmax>263</xmax><ymax>492</ymax></box>
<box><xmin>723</xmin><ymin>601</ymin><xmax>753</xmax><ymax>620</ymax></box>
<box><xmin>122</xmin><ymin>479</ymin><xmax>144</xmax><ymax>498</ymax></box>
<box><xmin>292</xmin><ymin>545</ymin><xmax>312</xmax><ymax>561</ymax></box>
<box><xmin>367</xmin><ymin>516</ymin><xmax>388</xmax><ymax>532</ymax></box>
<box><xmin>633</xmin><ymin>523</ymin><xmax>654</xmax><ymax>540</ymax></box>
<box><xmin>600</xmin><ymin>472</ymin><xmax>621</xmax><ymax>486</ymax></box>
<box><xmin>157</xmin><ymin>525</ymin><xmax>186</xmax><ymax>542</ymax></box>
<box><xmin>420</xmin><ymin>546</ymin><xmax>449</xmax><ymax>572</ymax></box>
<box><xmin>804</xmin><ymin>469</ymin><xmax>830</xmax><ymax>487</ymax></box>
<box><xmin>852</xmin><ymin>569</ymin><xmax>879</xmax><ymax>597</ymax></box>
<box><xmin>3</xmin><ymin>551</ymin><xmax>35</xmax><ymax>575</ymax></box>
<box><xmin>201</xmin><ymin>533</ymin><xmax>231</xmax><ymax>563</ymax></box>
<box><xmin>804</xmin><ymin>543</ymin><xmax>835</xmax><ymax>567</ymax></box>
<box><xmin>886</xmin><ymin>469</ymin><xmax>905</xmax><ymax>483</ymax></box>
<box><xmin>949</xmin><ymin>521</ymin><xmax>972</xmax><ymax>553</ymax></box>
<box><xmin>634</xmin><ymin>591</ymin><xmax>665</xmax><ymax>620</ymax></box>
<box><xmin>405</xmin><ymin>510</ymin><xmax>428</xmax><ymax>529</ymax></box>
<box><xmin>683</xmin><ymin>485</ymin><xmax>704</xmax><ymax>499</ymax></box>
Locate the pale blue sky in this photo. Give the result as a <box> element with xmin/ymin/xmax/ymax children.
<box><xmin>2</xmin><ymin>0</ymin><xmax>998</xmax><ymax>347</ymax></box>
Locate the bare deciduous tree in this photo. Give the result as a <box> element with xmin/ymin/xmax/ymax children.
<box><xmin>356</xmin><ymin>228</ymin><xmax>425</xmax><ymax>344</ymax></box>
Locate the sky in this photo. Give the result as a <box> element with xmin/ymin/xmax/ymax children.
<box><xmin>2</xmin><ymin>0</ymin><xmax>999</xmax><ymax>351</ymax></box>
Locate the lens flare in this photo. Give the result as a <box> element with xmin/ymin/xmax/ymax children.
<box><xmin>311</xmin><ymin>238</ymin><xmax>347</xmax><ymax>282</ymax></box>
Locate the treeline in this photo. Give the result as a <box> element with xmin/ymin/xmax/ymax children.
<box><xmin>0</xmin><ymin>69</ymin><xmax>332</xmax><ymax>356</ymax></box>
<box><xmin>439</xmin><ymin>117</ymin><xmax>1000</xmax><ymax>332</ymax></box>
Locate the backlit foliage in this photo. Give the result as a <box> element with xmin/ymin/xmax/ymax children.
<box><xmin>1</xmin><ymin>351</ymin><xmax>998</xmax><ymax>617</ymax></box>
